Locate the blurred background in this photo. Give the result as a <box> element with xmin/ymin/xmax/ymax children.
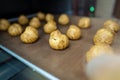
<box><xmin>0</xmin><ymin>0</ymin><xmax>120</xmax><ymax>19</ymax></box>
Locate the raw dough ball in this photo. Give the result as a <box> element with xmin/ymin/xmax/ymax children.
<box><xmin>0</xmin><ymin>19</ymin><xmax>10</xmax><ymax>31</ymax></box>
<box><xmin>8</xmin><ymin>23</ymin><xmax>23</xmax><ymax>36</ymax></box>
<box><xmin>58</xmin><ymin>14</ymin><xmax>69</xmax><ymax>25</ymax></box>
<box><xmin>18</xmin><ymin>15</ymin><xmax>29</xmax><ymax>25</ymax></box>
<box><xmin>66</xmin><ymin>25</ymin><xmax>81</xmax><ymax>40</ymax></box>
<box><xmin>78</xmin><ymin>17</ymin><xmax>90</xmax><ymax>28</ymax></box>
<box><xmin>49</xmin><ymin>30</ymin><xmax>69</xmax><ymax>50</ymax></box>
<box><xmin>44</xmin><ymin>20</ymin><xmax>57</xmax><ymax>34</ymax></box>
<box><xmin>103</xmin><ymin>20</ymin><xmax>120</xmax><ymax>33</ymax></box>
<box><xmin>94</xmin><ymin>28</ymin><xmax>114</xmax><ymax>45</ymax></box>
<box><xmin>86</xmin><ymin>55</ymin><xmax>120</xmax><ymax>80</ymax></box>
<box><xmin>29</xmin><ymin>17</ymin><xmax>41</xmax><ymax>29</ymax></box>
<box><xmin>45</xmin><ymin>13</ymin><xmax>54</xmax><ymax>22</ymax></box>
<box><xmin>20</xmin><ymin>26</ymin><xmax>39</xmax><ymax>43</ymax></box>
<box><xmin>86</xmin><ymin>44</ymin><xmax>114</xmax><ymax>62</ymax></box>
<box><xmin>37</xmin><ymin>12</ymin><xmax>45</xmax><ymax>20</ymax></box>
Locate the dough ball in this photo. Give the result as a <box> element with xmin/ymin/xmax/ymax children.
<box><xmin>37</xmin><ymin>12</ymin><xmax>45</xmax><ymax>20</ymax></box>
<box><xmin>8</xmin><ymin>23</ymin><xmax>23</xmax><ymax>36</ymax></box>
<box><xmin>66</xmin><ymin>25</ymin><xmax>81</xmax><ymax>40</ymax></box>
<box><xmin>86</xmin><ymin>55</ymin><xmax>120</xmax><ymax>80</ymax></box>
<box><xmin>103</xmin><ymin>20</ymin><xmax>120</xmax><ymax>33</ymax></box>
<box><xmin>20</xmin><ymin>26</ymin><xmax>39</xmax><ymax>43</ymax></box>
<box><xmin>45</xmin><ymin>13</ymin><xmax>54</xmax><ymax>22</ymax></box>
<box><xmin>86</xmin><ymin>44</ymin><xmax>114</xmax><ymax>62</ymax></box>
<box><xmin>49</xmin><ymin>30</ymin><xmax>69</xmax><ymax>50</ymax></box>
<box><xmin>29</xmin><ymin>17</ymin><xmax>41</xmax><ymax>29</ymax></box>
<box><xmin>58</xmin><ymin>14</ymin><xmax>69</xmax><ymax>25</ymax></box>
<box><xmin>18</xmin><ymin>15</ymin><xmax>29</xmax><ymax>25</ymax></box>
<box><xmin>0</xmin><ymin>19</ymin><xmax>10</xmax><ymax>31</ymax></box>
<box><xmin>94</xmin><ymin>28</ymin><xmax>114</xmax><ymax>45</ymax></box>
<box><xmin>44</xmin><ymin>20</ymin><xmax>57</xmax><ymax>34</ymax></box>
<box><xmin>78</xmin><ymin>17</ymin><xmax>90</xmax><ymax>28</ymax></box>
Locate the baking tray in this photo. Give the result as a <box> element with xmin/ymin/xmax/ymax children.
<box><xmin>0</xmin><ymin>14</ymin><xmax>120</xmax><ymax>80</ymax></box>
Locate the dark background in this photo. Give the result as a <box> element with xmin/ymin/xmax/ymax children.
<box><xmin>2</xmin><ymin>0</ymin><xmax>119</xmax><ymax>19</ymax></box>
<box><xmin>0</xmin><ymin>0</ymin><xmax>72</xmax><ymax>18</ymax></box>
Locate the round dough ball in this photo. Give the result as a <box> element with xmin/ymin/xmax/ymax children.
<box><xmin>78</xmin><ymin>17</ymin><xmax>90</xmax><ymax>28</ymax></box>
<box><xmin>66</xmin><ymin>25</ymin><xmax>81</xmax><ymax>40</ymax></box>
<box><xmin>49</xmin><ymin>30</ymin><xmax>69</xmax><ymax>50</ymax></box>
<box><xmin>8</xmin><ymin>23</ymin><xmax>23</xmax><ymax>36</ymax></box>
<box><xmin>20</xmin><ymin>26</ymin><xmax>39</xmax><ymax>43</ymax></box>
<box><xmin>44</xmin><ymin>20</ymin><xmax>57</xmax><ymax>34</ymax></box>
<box><xmin>18</xmin><ymin>15</ymin><xmax>29</xmax><ymax>25</ymax></box>
<box><xmin>103</xmin><ymin>20</ymin><xmax>120</xmax><ymax>33</ymax></box>
<box><xmin>45</xmin><ymin>13</ymin><xmax>54</xmax><ymax>22</ymax></box>
<box><xmin>37</xmin><ymin>12</ymin><xmax>45</xmax><ymax>20</ymax></box>
<box><xmin>0</xmin><ymin>19</ymin><xmax>10</xmax><ymax>31</ymax></box>
<box><xmin>86</xmin><ymin>44</ymin><xmax>114</xmax><ymax>62</ymax></box>
<box><xmin>94</xmin><ymin>28</ymin><xmax>114</xmax><ymax>45</ymax></box>
<box><xmin>29</xmin><ymin>17</ymin><xmax>41</xmax><ymax>29</ymax></box>
<box><xmin>58</xmin><ymin>14</ymin><xmax>69</xmax><ymax>25</ymax></box>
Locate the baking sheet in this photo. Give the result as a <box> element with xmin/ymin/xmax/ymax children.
<box><xmin>0</xmin><ymin>15</ymin><xmax>120</xmax><ymax>80</ymax></box>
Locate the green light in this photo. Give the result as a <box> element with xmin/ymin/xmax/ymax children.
<box><xmin>90</xmin><ymin>6</ymin><xmax>95</xmax><ymax>12</ymax></box>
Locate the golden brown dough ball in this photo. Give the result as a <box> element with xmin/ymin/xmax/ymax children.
<box><xmin>86</xmin><ymin>44</ymin><xmax>114</xmax><ymax>62</ymax></box>
<box><xmin>44</xmin><ymin>20</ymin><xmax>57</xmax><ymax>34</ymax></box>
<box><xmin>0</xmin><ymin>19</ymin><xmax>10</xmax><ymax>31</ymax></box>
<box><xmin>49</xmin><ymin>30</ymin><xmax>69</xmax><ymax>50</ymax></box>
<box><xmin>29</xmin><ymin>17</ymin><xmax>41</xmax><ymax>29</ymax></box>
<box><xmin>78</xmin><ymin>17</ymin><xmax>90</xmax><ymax>28</ymax></box>
<box><xmin>37</xmin><ymin>12</ymin><xmax>45</xmax><ymax>20</ymax></box>
<box><xmin>20</xmin><ymin>26</ymin><xmax>39</xmax><ymax>43</ymax></box>
<box><xmin>103</xmin><ymin>20</ymin><xmax>120</xmax><ymax>33</ymax></box>
<box><xmin>94</xmin><ymin>28</ymin><xmax>114</xmax><ymax>45</ymax></box>
<box><xmin>66</xmin><ymin>25</ymin><xmax>81</xmax><ymax>40</ymax></box>
<box><xmin>18</xmin><ymin>15</ymin><xmax>29</xmax><ymax>25</ymax></box>
<box><xmin>58</xmin><ymin>14</ymin><xmax>69</xmax><ymax>25</ymax></box>
<box><xmin>45</xmin><ymin>13</ymin><xmax>54</xmax><ymax>22</ymax></box>
<box><xmin>8</xmin><ymin>23</ymin><xmax>23</xmax><ymax>36</ymax></box>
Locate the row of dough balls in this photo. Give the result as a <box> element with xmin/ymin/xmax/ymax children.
<box><xmin>38</xmin><ymin>12</ymin><xmax>91</xmax><ymax>29</ymax></box>
<box><xmin>0</xmin><ymin>12</ymin><xmax>91</xmax><ymax>31</ymax></box>
<box><xmin>0</xmin><ymin>12</ymin><xmax>91</xmax><ymax>50</ymax></box>
<box><xmin>0</xmin><ymin>16</ymin><xmax>40</xmax><ymax>31</ymax></box>
<box><xmin>86</xmin><ymin>20</ymin><xmax>120</xmax><ymax>62</ymax></box>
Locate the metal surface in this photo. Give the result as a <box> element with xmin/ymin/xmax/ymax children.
<box><xmin>8</xmin><ymin>13</ymin><xmax>36</xmax><ymax>22</ymax></box>
<box><xmin>0</xmin><ymin>45</ymin><xmax>59</xmax><ymax>80</ymax></box>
